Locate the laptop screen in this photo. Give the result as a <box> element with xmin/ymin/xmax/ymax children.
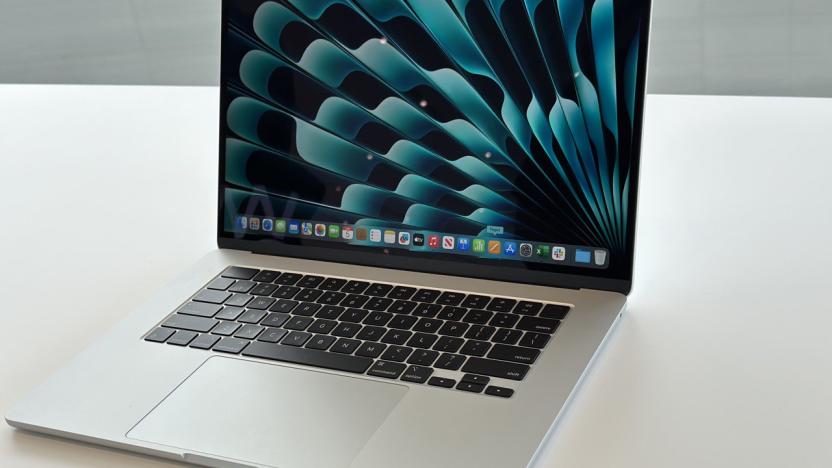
<box><xmin>218</xmin><ymin>0</ymin><xmax>651</xmax><ymax>292</ymax></box>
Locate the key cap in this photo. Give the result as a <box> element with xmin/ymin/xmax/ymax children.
<box><xmin>163</xmin><ymin>314</ymin><xmax>218</xmax><ymax>333</ymax></box>
<box><xmin>462</xmin><ymin>374</ymin><xmax>490</xmax><ymax>385</ymax></box>
<box><xmin>193</xmin><ymin>290</ymin><xmax>231</xmax><ymax>304</ymax></box>
<box><xmin>413</xmin><ymin>318</ymin><xmax>443</xmax><ymax>333</ymax></box>
<box><xmin>250</xmin><ymin>283</ymin><xmax>278</xmax><ymax>296</ymax></box>
<box><xmin>341</xmin><ymin>294</ymin><xmax>370</xmax><ymax>308</ymax></box>
<box><xmin>365</xmin><ymin>297</ymin><xmax>393</xmax><ymax>311</ymax></box>
<box><xmin>435</xmin><ymin>353</ymin><xmax>466</xmax><ymax>371</ymax></box>
<box><xmin>488</xmin><ymin>344</ymin><xmax>541</xmax><ymax>364</ymax></box>
<box><xmin>412</xmin><ymin>289</ymin><xmax>441</xmax><ymax>303</ymax></box>
<box><xmin>282</xmin><ymin>331</ymin><xmax>312</xmax><ymax>347</ymax></box>
<box><xmin>433</xmin><ymin>336</ymin><xmax>464</xmax><ymax>353</ymax></box>
<box><xmin>462</xmin><ymin>358</ymin><xmax>530</xmax><ymax>381</ymax></box>
<box><xmin>296</xmin><ymin>275</ymin><xmax>324</xmax><ymax>288</ymax></box>
<box><xmin>213</xmin><ymin>337</ymin><xmax>249</xmax><ymax>354</ymax></box>
<box><xmin>261</xmin><ymin>312</ymin><xmax>290</xmax><ymax>328</ymax></box>
<box><xmin>367</xmin><ymin>361</ymin><xmax>406</xmax><ymax>379</ymax></box>
<box><xmin>306</xmin><ymin>334</ymin><xmax>336</xmax><ymax>350</ymax></box>
<box><xmin>294</xmin><ymin>302</ymin><xmax>322</xmax><ymax>316</ymax></box>
<box><xmin>252</xmin><ymin>270</ymin><xmax>280</xmax><ymax>283</ymax></box>
<box><xmin>295</xmin><ymin>288</ymin><xmax>323</xmax><ymax>302</ymax></box>
<box><xmin>362</xmin><ymin>311</ymin><xmax>392</xmax><ymax>326</ymax></box>
<box><xmin>272</xmin><ymin>286</ymin><xmax>301</xmax><ymax>299</ymax></box>
<box><xmin>436</xmin><ymin>292</ymin><xmax>465</xmax><ymax>306</ymax></box>
<box><xmin>460</xmin><ymin>340</ymin><xmax>491</xmax><ymax>357</ymax></box>
<box><xmin>492</xmin><ymin>328</ymin><xmax>522</xmax><ymax>345</ymax></box>
<box><xmin>438</xmin><ymin>306</ymin><xmax>467</xmax><ymax>321</ymax></box>
<box><xmin>207</xmin><ymin>277</ymin><xmax>235</xmax><ymax>291</ymax></box>
<box><xmin>319</xmin><ymin>277</ymin><xmax>348</xmax><ymax>291</ymax></box>
<box><xmin>257</xmin><ymin>328</ymin><xmax>288</xmax><ymax>343</ymax></box>
<box><xmin>178</xmin><ymin>302</ymin><xmax>222</xmax><ymax>318</ymax></box>
<box><xmin>406</xmin><ymin>333</ymin><xmax>438</xmax><ymax>349</ymax></box>
<box><xmin>238</xmin><ymin>309</ymin><xmax>267</xmax><ymax>324</ymax></box>
<box><xmin>489</xmin><ymin>313</ymin><xmax>519</xmax><ymax>328</ymax></box>
<box><xmin>315</xmin><ymin>305</ymin><xmax>344</xmax><ymax>320</ymax></box>
<box><xmin>145</xmin><ymin>327</ymin><xmax>175</xmax><ymax>343</ymax></box>
<box><xmin>355</xmin><ymin>342</ymin><xmax>387</xmax><ymax>358</ymax></box>
<box><xmin>235</xmin><ymin>324</ymin><xmax>264</xmax><ymax>340</ymax></box>
<box><xmin>269</xmin><ymin>299</ymin><xmax>298</xmax><ymax>313</ymax></box>
<box><xmin>407</xmin><ymin>349</ymin><xmax>439</xmax><ymax>366</ymax></box>
<box><xmin>221</xmin><ymin>266</ymin><xmax>259</xmax><ymax>280</ymax></box>
<box><xmin>225</xmin><ymin>293</ymin><xmax>253</xmax><ymax>308</ymax></box>
<box><xmin>516</xmin><ymin>316</ymin><xmax>560</xmax><ymax>334</ymax></box>
<box><xmin>342</xmin><ymin>280</ymin><xmax>369</xmax><ymax>294</ymax></box>
<box><xmin>243</xmin><ymin>342</ymin><xmax>373</xmax><ymax>374</ymax></box>
<box><xmin>401</xmin><ymin>365</ymin><xmax>433</xmax><ymax>384</ymax></box>
<box><xmin>355</xmin><ymin>326</ymin><xmax>386</xmax><ymax>342</ymax></box>
<box><xmin>332</xmin><ymin>338</ymin><xmax>361</xmax><ymax>355</ymax></box>
<box><xmin>380</xmin><ymin>345</ymin><xmax>413</xmax><ymax>362</ymax></box>
<box><xmin>284</xmin><ymin>316</ymin><xmax>314</xmax><ymax>331</ymax></box>
<box><xmin>189</xmin><ymin>333</ymin><xmax>221</xmax><ymax>349</ymax></box>
<box><xmin>515</xmin><ymin>301</ymin><xmax>543</xmax><ymax>316</ymax></box>
<box><xmin>215</xmin><ymin>306</ymin><xmax>244</xmax><ymax>321</ymax></box>
<box><xmin>438</xmin><ymin>321</ymin><xmax>469</xmax><ymax>337</ymax></box>
<box><xmin>309</xmin><ymin>319</ymin><xmax>338</xmax><ymax>334</ymax></box>
<box><xmin>365</xmin><ymin>283</ymin><xmax>393</xmax><ymax>297</ymax></box>
<box><xmin>340</xmin><ymin>308</ymin><xmax>368</xmax><ymax>323</ymax></box>
<box><xmin>412</xmin><ymin>303</ymin><xmax>441</xmax><ymax>317</ymax></box>
<box><xmin>381</xmin><ymin>330</ymin><xmax>412</xmax><ymax>345</ymax></box>
<box><xmin>540</xmin><ymin>304</ymin><xmax>571</xmax><ymax>320</ymax></box>
<box><xmin>247</xmin><ymin>297</ymin><xmax>275</xmax><ymax>310</ymax></box>
<box><xmin>461</xmin><ymin>294</ymin><xmax>490</xmax><ymax>309</ymax></box>
<box><xmin>427</xmin><ymin>377</ymin><xmax>455</xmax><ymax>388</ymax></box>
<box><xmin>331</xmin><ymin>322</ymin><xmax>361</xmax><ymax>338</ymax></box>
<box><xmin>486</xmin><ymin>297</ymin><xmax>517</xmax><ymax>313</ymax></box>
<box><xmin>274</xmin><ymin>273</ymin><xmax>303</xmax><ymax>285</ymax></box>
<box><xmin>485</xmin><ymin>386</ymin><xmax>514</xmax><ymax>398</ymax></box>
<box><xmin>228</xmin><ymin>280</ymin><xmax>256</xmax><ymax>293</ymax></box>
<box><xmin>462</xmin><ymin>309</ymin><xmax>493</xmax><ymax>324</ymax></box>
<box><xmin>456</xmin><ymin>381</ymin><xmax>485</xmax><ymax>393</ymax></box>
<box><xmin>388</xmin><ymin>315</ymin><xmax>417</xmax><ymax>330</ymax></box>
<box><xmin>211</xmin><ymin>321</ymin><xmax>241</xmax><ymax>336</ymax></box>
<box><xmin>519</xmin><ymin>332</ymin><xmax>551</xmax><ymax>349</ymax></box>
<box><xmin>388</xmin><ymin>286</ymin><xmax>416</xmax><ymax>300</ymax></box>
<box><xmin>317</xmin><ymin>291</ymin><xmax>346</xmax><ymax>305</ymax></box>
<box><xmin>465</xmin><ymin>325</ymin><xmax>496</xmax><ymax>341</ymax></box>
<box><xmin>389</xmin><ymin>300</ymin><xmax>417</xmax><ymax>315</ymax></box>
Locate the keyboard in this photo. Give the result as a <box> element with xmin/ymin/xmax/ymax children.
<box><xmin>144</xmin><ymin>266</ymin><xmax>571</xmax><ymax>398</ymax></box>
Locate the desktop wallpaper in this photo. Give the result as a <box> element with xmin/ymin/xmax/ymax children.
<box><xmin>221</xmin><ymin>0</ymin><xmax>650</xmax><ymax>280</ymax></box>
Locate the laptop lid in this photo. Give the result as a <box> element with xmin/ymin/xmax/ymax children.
<box><xmin>217</xmin><ymin>0</ymin><xmax>652</xmax><ymax>295</ymax></box>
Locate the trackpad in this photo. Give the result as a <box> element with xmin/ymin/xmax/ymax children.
<box><xmin>128</xmin><ymin>356</ymin><xmax>407</xmax><ymax>468</ymax></box>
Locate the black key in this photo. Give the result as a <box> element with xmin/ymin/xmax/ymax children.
<box><xmin>252</xmin><ymin>270</ymin><xmax>280</xmax><ymax>283</ymax></box>
<box><xmin>274</xmin><ymin>272</ymin><xmax>303</xmax><ymax>285</ymax></box>
<box><xmin>247</xmin><ymin>297</ymin><xmax>275</xmax><ymax>310</ymax></box>
<box><xmin>540</xmin><ymin>304</ymin><xmax>571</xmax><ymax>320</ymax></box>
<box><xmin>261</xmin><ymin>312</ymin><xmax>290</xmax><ymax>328</ymax></box>
<box><xmin>412</xmin><ymin>289</ymin><xmax>441</xmax><ymax>303</ymax></box>
<box><xmin>461</xmin><ymin>294</ymin><xmax>490</xmax><ymax>309</ymax></box>
<box><xmin>282</xmin><ymin>331</ymin><xmax>312</xmax><ymax>347</ymax></box>
<box><xmin>207</xmin><ymin>277</ymin><xmax>235</xmax><ymax>291</ymax></box>
<box><xmin>340</xmin><ymin>308</ymin><xmax>368</xmax><ymax>323</ymax></box>
<box><xmin>516</xmin><ymin>316</ymin><xmax>560</xmax><ymax>334</ymax></box>
<box><xmin>243</xmin><ymin>342</ymin><xmax>373</xmax><ymax>373</ymax></box>
<box><xmin>309</xmin><ymin>319</ymin><xmax>338</xmax><ymax>334</ymax></box>
<box><xmin>362</xmin><ymin>311</ymin><xmax>393</xmax><ymax>326</ymax></box>
<box><xmin>367</xmin><ymin>360</ymin><xmax>406</xmax><ymax>379</ymax></box>
<box><xmin>306</xmin><ymin>334</ymin><xmax>336</xmax><ymax>350</ymax></box>
<box><xmin>178</xmin><ymin>302</ymin><xmax>222</xmax><ymax>318</ymax></box>
<box><xmin>355</xmin><ymin>326</ymin><xmax>386</xmax><ymax>342</ymax></box>
<box><xmin>492</xmin><ymin>328</ymin><xmax>523</xmax><ymax>344</ymax></box>
<box><xmin>213</xmin><ymin>337</ymin><xmax>249</xmax><ymax>354</ymax></box>
<box><xmin>235</xmin><ymin>324</ymin><xmax>264</xmax><ymax>340</ymax></box>
<box><xmin>406</xmin><ymin>333</ymin><xmax>438</xmax><ymax>349</ymax></box>
<box><xmin>163</xmin><ymin>314</ymin><xmax>218</xmax><ymax>333</ymax></box>
<box><xmin>212</xmin><ymin>321</ymin><xmax>241</xmax><ymax>336</ymax></box>
<box><xmin>412</xmin><ymin>303</ymin><xmax>442</xmax><ymax>318</ymax></box>
<box><xmin>463</xmin><ymin>309</ymin><xmax>493</xmax><ymax>325</ymax></box>
<box><xmin>269</xmin><ymin>299</ymin><xmax>299</xmax><ymax>314</ymax></box>
<box><xmin>319</xmin><ymin>277</ymin><xmax>348</xmax><ymax>291</ymax></box>
<box><xmin>193</xmin><ymin>290</ymin><xmax>231</xmax><ymax>304</ymax></box>
<box><xmin>189</xmin><ymin>333</ymin><xmax>221</xmax><ymax>349</ymax></box>
<box><xmin>518</xmin><ymin>332</ymin><xmax>551</xmax><ymax>349</ymax></box>
<box><xmin>365</xmin><ymin>297</ymin><xmax>393</xmax><ymax>311</ymax></box>
<box><xmin>340</xmin><ymin>294</ymin><xmax>370</xmax><ymax>308</ymax></box>
<box><xmin>295</xmin><ymin>288</ymin><xmax>324</xmax><ymax>302</ymax></box>
<box><xmin>388</xmin><ymin>286</ymin><xmax>416</xmax><ymax>300</ymax></box>
<box><xmin>293</xmin><ymin>302</ymin><xmax>322</xmax><ymax>317</ymax></box>
<box><xmin>407</xmin><ymin>349</ymin><xmax>439</xmax><ymax>366</ymax></box>
<box><xmin>318</xmin><ymin>291</ymin><xmax>346</xmax><ymax>305</ymax></box>
<box><xmin>258</xmin><ymin>328</ymin><xmax>288</xmax><ymax>343</ymax></box>
<box><xmin>435</xmin><ymin>353</ymin><xmax>466</xmax><ymax>371</ymax></box>
<box><xmin>485</xmin><ymin>386</ymin><xmax>514</xmax><ymax>398</ymax></box>
<box><xmin>225</xmin><ymin>293</ymin><xmax>253</xmax><ymax>308</ymax></box>
<box><xmin>388</xmin><ymin>315</ymin><xmax>418</xmax><ymax>330</ymax></box>
<box><xmin>437</xmin><ymin>291</ymin><xmax>465</xmax><ymax>306</ymax></box>
<box><xmin>456</xmin><ymin>381</ymin><xmax>485</xmax><ymax>393</ymax></box>
<box><xmin>413</xmin><ymin>318</ymin><xmax>443</xmax><ymax>334</ymax></box>
<box><xmin>316</xmin><ymin>305</ymin><xmax>345</xmax><ymax>320</ymax></box>
<box><xmin>228</xmin><ymin>280</ymin><xmax>256</xmax><ymax>293</ymax></box>
<box><xmin>272</xmin><ymin>286</ymin><xmax>301</xmax><ymax>300</ymax></box>
<box><xmin>145</xmin><ymin>327</ymin><xmax>175</xmax><ymax>343</ymax></box>
<box><xmin>462</xmin><ymin>374</ymin><xmax>491</xmax><ymax>385</ymax></box>
<box><xmin>238</xmin><ymin>309</ymin><xmax>268</xmax><ymax>324</ymax></box>
<box><xmin>380</xmin><ymin>345</ymin><xmax>413</xmax><ymax>362</ymax></box>
<box><xmin>250</xmin><ymin>283</ymin><xmax>278</xmax><ymax>296</ymax></box>
<box><xmin>365</xmin><ymin>283</ymin><xmax>393</xmax><ymax>297</ymax></box>
<box><xmin>438</xmin><ymin>306</ymin><xmax>467</xmax><ymax>321</ymax></box>
<box><xmin>433</xmin><ymin>336</ymin><xmax>464</xmax><ymax>353</ymax></box>
<box><xmin>460</xmin><ymin>340</ymin><xmax>491</xmax><ymax>357</ymax></box>
<box><xmin>331</xmin><ymin>322</ymin><xmax>361</xmax><ymax>338</ymax></box>
<box><xmin>487</xmin><ymin>297</ymin><xmax>517</xmax><ymax>313</ymax></box>
<box><xmin>355</xmin><ymin>341</ymin><xmax>387</xmax><ymax>358</ymax></box>
<box><xmin>489</xmin><ymin>313</ymin><xmax>519</xmax><ymax>328</ymax></box>
<box><xmin>465</xmin><ymin>325</ymin><xmax>496</xmax><ymax>341</ymax></box>
<box><xmin>221</xmin><ymin>266</ymin><xmax>259</xmax><ymax>280</ymax></box>
<box><xmin>438</xmin><ymin>321</ymin><xmax>469</xmax><ymax>337</ymax></box>
<box><xmin>401</xmin><ymin>365</ymin><xmax>433</xmax><ymax>384</ymax></box>
<box><xmin>342</xmin><ymin>280</ymin><xmax>370</xmax><ymax>294</ymax></box>
<box><xmin>215</xmin><ymin>306</ymin><xmax>244</xmax><ymax>321</ymax></box>
<box><xmin>296</xmin><ymin>275</ymin><xmax>324</xmax><ymax>288</ymax></box>
<box><xmin>427</xmin><ymin>377</ymin><xmax>456</xmax><ymax>388</ymax></box>
<box><xmin>488</xmin><ymin>344</ymin><xmax>541</xmax><ymax>364</ymax></box>
<box><xmin>331</xmin><ymin>338</ymin><xmax>361</xmax><ymax>354</ymax></box>
<box><xmin>381</xmin><ymin>329</ymin><xmax>412</xmax><ymax>345</ymax></box>
<box><xmin>284</xmin><ymin>316</ymin><xmax>314</xmax><ymax>331</ymax></box>
<box><xmin>515</xmin><ymin>301</ymin><xmax>543</xmax><ymax>316</ymax></box>
<box><xmin>462</xmin><ymin>357</ymin><xmax>530</xmax><ymax>381</ymax></box>
<box><xmin>389</xmin><ymin>300</ymin><xmax>417</xmax><ymax>315</ymax></box>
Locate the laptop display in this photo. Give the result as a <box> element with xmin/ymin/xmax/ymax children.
<box><xmin>219</xmin><ymin>0</ymin><xmax>651</xmax><ymax>289</ymax></box>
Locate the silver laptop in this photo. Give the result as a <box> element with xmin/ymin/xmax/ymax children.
<box><xmin>6</xmin><ymin>1</ymin><xmax>652</xmax><ymax>467</ymax></box>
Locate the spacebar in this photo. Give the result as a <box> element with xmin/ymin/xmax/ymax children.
<box><xmin>242</xmin><ymin>342</ymin><xmax>373</xmax><ymax>374</ymax></box>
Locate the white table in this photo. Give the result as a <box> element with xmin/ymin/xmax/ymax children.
<box><xmin>1</xmin><ymin>85</ymin><xmax>831</xmax><ymax>468</ymax></box>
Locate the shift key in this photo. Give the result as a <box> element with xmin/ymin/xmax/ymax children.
<box><xmin>162</xmin><ymin>314</ymin><xmax>218</xmax><ymax>333</ymax></box>
<box><xmin>461</xmin><ymin>357</ymin><xmax>529</xmax><ymax>381</ymax></box>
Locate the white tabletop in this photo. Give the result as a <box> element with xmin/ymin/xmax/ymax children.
<box><xmin>1</xmin><ymin>85</ymin><xmax>830</xmax><ymax>468</ymax></box>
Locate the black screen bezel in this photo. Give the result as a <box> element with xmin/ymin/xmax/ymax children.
<box><xmin>216</xmin><ymin>0</ymin><xmax>653</xmax><ymax>295</ymax></box>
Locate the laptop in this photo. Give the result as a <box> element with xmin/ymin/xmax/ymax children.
<box><xmin>6</xmin><ymin>1</ymin><xmax>652</xmax><ymax>467</ymax></box>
